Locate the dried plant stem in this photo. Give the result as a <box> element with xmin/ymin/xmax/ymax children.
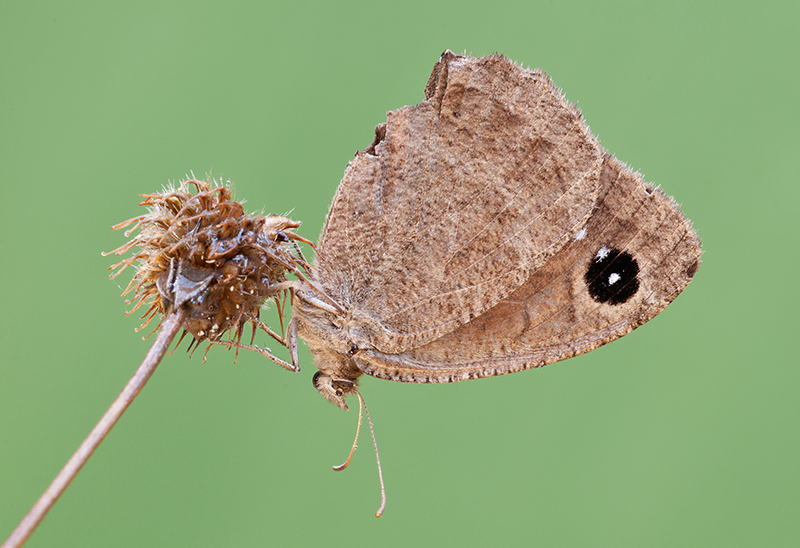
<box><xmin>2</xmin><ymin>307</ymin><xmax>188</xmax><ymax>548</ymax></box>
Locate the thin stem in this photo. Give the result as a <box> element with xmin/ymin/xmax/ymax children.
<box><xmin>2</xmin><ymin>307</ymin><xmax>188</xmax><ymax>548</ymax></box>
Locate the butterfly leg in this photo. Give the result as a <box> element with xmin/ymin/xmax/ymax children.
<box><xmin>204</xmin><ymin>335</ymin><xmax>299</xmax><ymax>372</ymax></box>
<box><xmin>249</xmin><ymin>316</ymin><xmax>300</xmax><ymax>371</ymax></box>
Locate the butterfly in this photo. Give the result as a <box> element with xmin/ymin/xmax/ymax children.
<box><xmin>282</xmin><ymin>50</ymin><xmax>701</xmax><ymax>515</ymax></box>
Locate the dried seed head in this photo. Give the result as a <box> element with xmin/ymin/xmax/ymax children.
<box><xmin>105</xmin><ymin>178</ymin><xmax>311</xmax><ymax>349</ymax></box>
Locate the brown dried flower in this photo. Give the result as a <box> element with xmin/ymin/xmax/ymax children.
<box><xmin>104</xmin><ymin>177</ymin><xmax>312</xmax><ymax>367</ymax></box>
<box><xmin>2</xmin><ymin>178</ymin><xmax>323</xmax><ymax>547</ymax></box>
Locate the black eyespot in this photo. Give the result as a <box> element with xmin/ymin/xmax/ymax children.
<box><xmin>335</xmin><ymin>389</ymin><xmax>343</xmax><ymax>396</ymax></box>
<box><xmin>312</xmin><ymin>371</ymin><xmax>322</xmax><ymax>388</ymax></box>
<box><xmin>585</xmin><ymin>247</ymin><xmax>640</xmax><ymax>305</ymax></box>
<box><xmin>347</xmin><ymin>343</ymin><xmax>359</xmax><ymax>355</ymax></box>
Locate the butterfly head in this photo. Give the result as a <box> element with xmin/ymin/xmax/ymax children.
<box><xmin>312</xmin><ymin>371</ymin><xmax>358</xmax><ymax>410</ymax></box>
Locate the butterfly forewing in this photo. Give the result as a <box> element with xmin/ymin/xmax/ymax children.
<box><xmin>295</xmin><ymin>50</ymin><xmax>701</xmax><ymax>388</ymax></box>
<box><xmin>313</xmin><ymin>52</ymin><xmax>604</xmax><ymax>355</ymax></box>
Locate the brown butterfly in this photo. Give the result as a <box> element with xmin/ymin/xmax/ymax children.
<box><xmin>291</xmin><ymin>50</ymin><xmax>701</xmax><ymax>514</ymax></box>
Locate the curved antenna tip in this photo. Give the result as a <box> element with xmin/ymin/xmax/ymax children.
<box><xmin>330</xmin><ymin>389</ymin><xmax>387</xmax><ymax>517</ymax></box>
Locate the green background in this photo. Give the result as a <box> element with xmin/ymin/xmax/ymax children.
<box><xmin>1</xmin><ymin>1</ymin><xmax>797</xmax><ymax>546</ymax></box>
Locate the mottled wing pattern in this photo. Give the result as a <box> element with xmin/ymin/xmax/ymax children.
<box><xmin>315</xmin><ymin>52</ymin><xmax>603</xmax><ymax>353</ymax></box>
<box><xmin>354</xmin><ymin>152</ymin><xmax>701</xmax><ymax>382</ymax></box>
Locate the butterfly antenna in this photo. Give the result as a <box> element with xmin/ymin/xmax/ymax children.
<box><xmin>332</xmin><ymin>389</ymin><xmax>386</xmax><ymax>517</ymax></box>
<box><xmin>332</xmin><ymin>391</ymin><xmax>363</xmax><ymax>472</ymax></box>
<box><xmin>359</xmin><ymin>390</ymin><xmax>386</xmax><ymax>517</ymax></box>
